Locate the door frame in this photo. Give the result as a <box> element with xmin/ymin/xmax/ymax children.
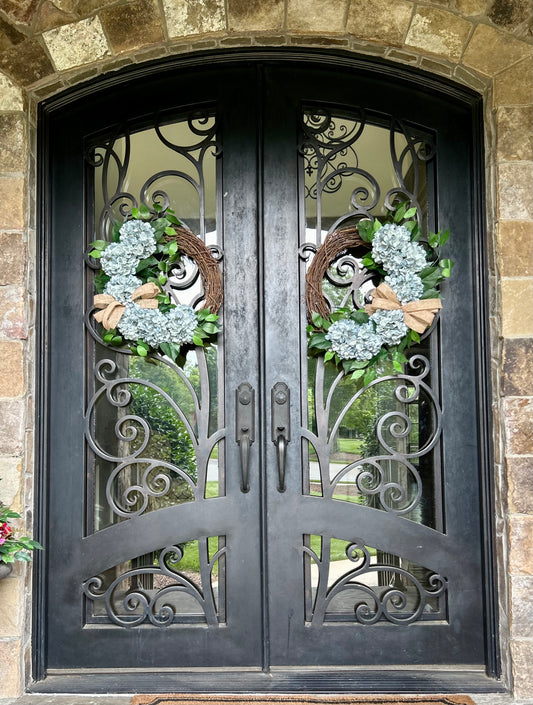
<box><xmin>33</xmin><ymin>48</ymin><xmax>501</xmax><ymax>694</ymax></box>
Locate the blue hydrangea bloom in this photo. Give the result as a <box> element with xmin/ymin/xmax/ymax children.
<box><xmin>104</xmin><ymin>275</ymin><xmax>142</xmax><ymax>304</ymax></box>
<box><xmin>326</xmin><ymin>319</ymin><xmax>382</xmax><ymax>361</ymax></box>
<box><xmin>100</xmin><ymin>242</ymin><xmax>138</xmax><ymax>277</ymax></box>
<box><xmin>118</xmin><ymin>305</ymin><xmax>169</xmax><ymax>348</ymax></box>
<box><xmin>119</xmin><ymin>220</ymin><xmax>157</xmax><ymax>260</ymax></box>
<box><xmin>372</xmin><ymin>223</ymin><xmax>426</xmax><ymax>274</ymax></box>
<box><xmin>166</xmin><ymin>305</ymin><xmax>198</xmax><ymax>345</ymax></box>
<box><xmin>371</xmin><ymin>309</ymin><xmax>408</xmax><ymax>346</ymax></box>
<box><xmin>385</xmin><ymin>271</ymin><xmax>424</xmax><ymax>303</ymax></box>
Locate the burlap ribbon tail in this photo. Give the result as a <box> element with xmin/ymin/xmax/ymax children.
<box><xmin>93</xmin><ymin>282</ymin><xmax>160</xmax><ymax>330</ymax></box>
<box><xmin>365</xmin><ymin>282</ymin><xmax>442</xmax><ymax>334</ymax></box>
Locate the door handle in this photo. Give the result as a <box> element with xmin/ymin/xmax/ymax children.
<box><xmin>236</xmin><ymin>383</ymin><xmax>255</xmax><ymax>493</ymax></box>
<box><xmin>271</xmin><ymin>382</ymin><xmax>290</xmax><ymax>493</ymax></box>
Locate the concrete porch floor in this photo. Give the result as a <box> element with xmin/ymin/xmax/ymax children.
<box><xmin>1</xmin><ymin>695</ymin><xmax>533</xmax><ymax>705</ymax></box>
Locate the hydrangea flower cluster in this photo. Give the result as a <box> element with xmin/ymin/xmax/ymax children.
<box><xmin>100</xmin><ymin>219</ymin><xmax>199</xmax><ymax>350</ymax></box>
<box><xmin>371</xmin><ymin>222</ymin><xmax>427</xmax><ymax>304</ymax></box>
<box><xmin>323</xmin><ymin>222</ymin><xmax>427</xmax><ymax>361</ymax></box>
<box><xmin>326</xmin><ymin>319</ymin><xmax>382</xmax><ymax>361</ymax></box>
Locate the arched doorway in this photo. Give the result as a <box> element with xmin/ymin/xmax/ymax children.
<box><xmin>36</xmin><ymin>51</ymin><xmax>498</xmax><ymax>693</ymax></box>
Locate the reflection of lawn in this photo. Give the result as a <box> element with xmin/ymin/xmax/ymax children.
<box><xmin>308</xmin><ymin>536</ymin><xmax>377</xmax><ymax>560</ymax></box>
<box><xmin>336</xmin><ymin>438</ymin><xmax>363</xmax><ymax>454</ymax></box>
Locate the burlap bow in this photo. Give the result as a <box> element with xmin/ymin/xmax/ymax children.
<box><xmin>364</xmin><ymin>282</ymin><xmax>442</xmax><ymax>334</ymax></box>
<box><xmin>93</xmin><ymin>282</ymin><xmax>160</xmax><ymax>330</ymax></box>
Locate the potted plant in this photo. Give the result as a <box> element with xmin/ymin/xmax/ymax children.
<box><xmin>0</xmin><ymin>502</ymin><xmax>42</xmax><ymax>579</ymax></box>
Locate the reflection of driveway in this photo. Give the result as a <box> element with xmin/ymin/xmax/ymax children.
<box><xmin>310</xmin><ymin>557</ymin><xmax>378</xmax><ymax>588</ymax></box>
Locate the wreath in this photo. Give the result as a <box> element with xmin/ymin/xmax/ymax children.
<box><xmin>306</xmin><ymin>203</ymin><xmax>453</xmax><ymax>384</ymax></box>
<box><xmin>89</xmin><ymin>204</ymin><xmax>222</xmax><ymax>361</ymax></box>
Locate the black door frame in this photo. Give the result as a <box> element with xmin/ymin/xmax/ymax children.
<box><xmin>34</xmin><ymin>48</ymin><xmax>501</xmax><ymax>694</ymax></box>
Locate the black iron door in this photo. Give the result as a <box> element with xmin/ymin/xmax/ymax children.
<box><xmin>40</xmin><ymin>55</ymin><xmax>494</xmax><ymax>688</ymax></box>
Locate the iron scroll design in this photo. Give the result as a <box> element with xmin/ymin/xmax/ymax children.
<box><xmin>303</xmin><ymin>354</ymin><xmax>441</xmax><ymax>516</ymax></box>
<box><xmin>84</xmin><ymin>355</ymin><xmax>223</xmax><ymax>517</ymax></box>
<box><xmin>299</xmin><ymin>107</ymin><xmax>435</xmax><ymax>238</ymax></box>
<box><xmin>83</xmin><ymin>539</ymin><xmax>226</xmax><ymax>627</ymax></box>
<box><xmin>304</xmin><ymin>537</ymin><xmax>447</xmax><ymax>626</ymax></box>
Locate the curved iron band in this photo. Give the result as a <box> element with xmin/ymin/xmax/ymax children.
<box><xmin>77</xmin><ymin>495</ymin><xmax>462</xmax><ymax>588</ymax></box>
<box><xmin>78</xmin><ymin>496</ymin><xmax>240</xmax><ymax>581</ymax></box>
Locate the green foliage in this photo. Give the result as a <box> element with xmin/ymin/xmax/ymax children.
<box><xmin>307</xmin><ymin>201</ymin><xmax>453</xmax><ymax>379</ymax></box>
<box><xmin>0</xmin><ymin>503</ymin><xmax>43</xmax><ymax>564</ymax></box>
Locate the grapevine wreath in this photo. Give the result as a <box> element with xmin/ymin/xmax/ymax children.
<box><xmin>89</xmin><ymin>204</ymin><xmax>222</xmax><ymax>361</ymax></box>
<box><xmin>306</xmin><ymin>203</ymin><xmax>453</xmax><ymax>384</ymax></box>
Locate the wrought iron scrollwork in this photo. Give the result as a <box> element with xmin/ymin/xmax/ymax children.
<box><xmin>304</xmin><ymin>537</ymin><xmax>447</xmax><ymax>626</ymax></box>
<box><xmin>299</xmin><ymin>107</ymin><xmax>435</xmax><ymax>241</ymax></box>
<box><xmin>85</xmin><ymin>355</ymin><xmax>223</xmax><ymax>518</ymax></box>
<box><xmin>83</xmin><ymin>539</ymin><xmax>226</xmax><ymax>627</ymax></box>
<box><xmin>303</xmin><ymin>354</ymin><xmax>441</xmax><ymax>515</ymax></box>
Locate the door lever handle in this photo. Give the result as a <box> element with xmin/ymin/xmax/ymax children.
<box><xmin>271</xmin><ymin>383</ymin><xmax>290</xmax><ymax>493</ymax></box>
<box><xmin>236</xmin><ymin>383</ymin><xmax>255</xmax><ymax>493</ymax></box>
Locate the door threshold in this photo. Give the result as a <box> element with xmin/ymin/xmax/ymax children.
<box><xmin>29</xmin><ymin>669</ymin><xmax>506</xmax><ymax>695</ymax></box>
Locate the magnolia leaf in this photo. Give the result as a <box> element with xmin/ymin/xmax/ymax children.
<box><xmin>352</xmin><ymin>310</ymin><xmax>369</xmax><ymax>324</ymax></box>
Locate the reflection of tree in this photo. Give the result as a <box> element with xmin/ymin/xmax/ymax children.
<box><xmin>129</xmin><ymin>357</ymin><xmax>198</xmax><ymax>507</ymax></box>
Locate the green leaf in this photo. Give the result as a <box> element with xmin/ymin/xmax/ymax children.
<box><xmin>351</xmin><ymin>369</ymin><xmax>365</xmax><ymax>380</ymax></box>
<box><xmin>439</xmin><ymin>258</ymin><xmax>454</xmax><ymax>277</ymax></box>
<box><xmin>153</xmin><ymin>202</ymin><xmax>163</xmax><ymax>213</ymax></box>
<box><xmin>164</xmin><ymin>226</ymin><xmax>176</xmax><ymax>237</ymax></box>
<box><xmin>90</xmin><ymin>239</ymin><xmax>108</xmax><ymax>250</ymax></box>
<box><xmin>136</xmin><ymin>345</ymin><xmax>148</xmax><ymax>357</ymax></box>
<box><xmin>166</xmin><ymin>213</ymin><xmax>181</xmax><ymax>225</ymax></box>
<box><xmin>88</xmin><ymin>250</ymin><xmax>102</xmax><ymax>258</ymax></box>
<box><xmin>404</xmin><ymin>206</ymin><xmax>417</xmax><ymax>219</ymax></box>
<box><xmin>351</xmin><ymin>310</ymin><xmax>369</xmax><ymax>324</ymax></box>
<box><xmin>192</xmin><ymin>335</ymin><xmax>204</xmax><ymax>346</ymax></box>
<box><xmin>131</xmin><ymin>207</ymin><xmax>140</xmax><ymax>219</ymax></box>
<box><xmin>373</xmin><ymin>219</ymin><xmax>382</xmax><ymax>232</ymax></box>
<box><xmin>428</xmin><ymin>231</ymin><xmax>440</xmax><ymax>248</ymax></box>
<box><xmin>357</xmin><ymin>219</ymin><xmax>374</xmax><ymax>242</ymax></box>
<box><xmin>410</xmin><ymin>330</ymin><xmax>421</xmax><ymax>343</ymax></box>
<box><xmin>139</xmin><ymin>203</ymin><xmax>151</xmax><ymax>219</ymax></box>
<box><xmin>136</xmin><ymin>256</ymin><xmax>158</xmax><ymax>272</ymax></box>
<box><xmin>111</xmin><ymin>336</ymin><xmax>123</xmax><ymax>346</ymax></box>
<box><xmin>393</xmin><ymin>203</ymin><xmax>407</xmax><ymax>222</ymax></box>
<box><xmin>324</xmin><ymin>350</ymin><xmax>334</xmax><ymax>362</ymax></box>
<box><xmin>168</xmin><ymin>241</ymin><xmax>179</xmax><ymax>255</ymax></box>
<box><xmin>361</xmin><ymin>254</ymin><xmax>375</xmax><ymax>269</ymax></box>
<box><xmin>363</xmin><ymin>368</ymin><xmax>376</xmax><ymax>386</ymax></box>
<box><xmin>202</xmin><ymin>322</ymin><xmax>219</xmax><ymax>335</ymax></box>
<box><xmin>420</xmin><ymin>288</ymin><xmax>440</xmax><ymax>299</ymax></box>
<box><xmin>439</xmin><ymin>228</ymin><xmax>450</xmax><ymax>246</ymax></box>
<box><xmin>393</xmin><ymin>360</ymin><xmax>404</xmax><ymax>373</ymax></box>
<box><xmin>113</xmin><ymin>221</ymin><xmax>122</xmax><ymax>242</ymax></box>
<box><xmin>158</xmin><ymin>273</ymin><xmax>167</xmax><ymax>286</ymax></box>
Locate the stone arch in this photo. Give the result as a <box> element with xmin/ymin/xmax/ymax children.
<box><xmin>0</xmin><ymin>0</ymin><xmax>531</xmax><ymax>699</ymax></box>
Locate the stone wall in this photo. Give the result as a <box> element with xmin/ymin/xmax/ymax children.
<box><xmin>0</xmin><ymin>0</ymin><xmax>531</xmax><ymax>699</ymax></box>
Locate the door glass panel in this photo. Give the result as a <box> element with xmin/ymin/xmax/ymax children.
<box><xmin>303</xmin><ymin>535</ymin><xmax>447</xmax><ymax>625</ymax></box>
<box><xmin>299</xmin><ymin>107</ymin><xmax>441</xmax><ymax>529</ymax></box>
<box><xmin>84</xmin><ymin>110</ymin><xmax>225</xmax><ymax>627</ymax></box>
<box><xmin>84</xmin><ymin>535</ymin><xmax>226</xmax><ymax>626</ymax></box>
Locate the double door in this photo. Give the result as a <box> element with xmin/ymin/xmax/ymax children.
<box><xmin>41</xmin><ymin>57</ymin><xmax>492</xmax><ymax>688</ymax></box>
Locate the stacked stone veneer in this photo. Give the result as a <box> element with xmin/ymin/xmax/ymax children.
<box><xmin>0</xmin><ymin>0</ymin><xmax>531</xmax><ymax>699</ymax></box>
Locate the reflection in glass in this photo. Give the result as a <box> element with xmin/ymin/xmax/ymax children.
<box><xmin>84</xmin><ymin>536</ymin><xmax>226</xmax><ymax>626</ymax></box>
<box><xmin>303</xmin><ymin>535</ymin><xmax>447</xmax><ymax>625</ymax></box>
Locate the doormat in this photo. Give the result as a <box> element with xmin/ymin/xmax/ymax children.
<box><xmin>131</xmin><ymin>695</ymin><xmax>475</xmax><ymax>705</ymax></box>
